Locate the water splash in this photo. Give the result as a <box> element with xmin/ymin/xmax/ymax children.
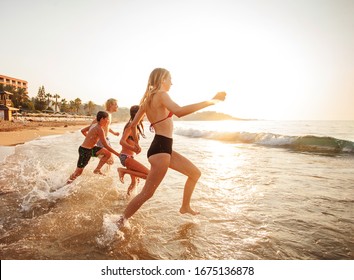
<box><xmin>96</xmin><ymin>214</ymin><xmax>128</xmax><ymax>248</ymax></box>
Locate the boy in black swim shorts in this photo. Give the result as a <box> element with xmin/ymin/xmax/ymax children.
<box><xmin>67</xmin><ymin>111</ymin><xmax>121</xmax><ymax>184</ymax></box>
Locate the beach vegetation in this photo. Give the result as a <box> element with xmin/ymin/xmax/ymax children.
<box><xmin>0</xmin><ymin>84</ymin><xmax>33</xmax><ymax>110</ymax></box>
<box><xmin>45</xmin><ymin>93</ymin><xmax>52</xmax><ymax>108</ymax></box>
<box><xmin>2</xmin><ymin>84</ymin><xmax>244</xmax><ymax>121</ymax></box>
<box><xmin>84</xmin><ymin>100</ymin><xmax>96</xmax><ymax>115</ymax></box>
<box><xmin>60</xmin><ymin>98</ymin><xmax>70</xmax><ymax>113</ymax></box>
<box><xmin>73</xmin><ymin>98</ymin><xmax>82</xmax><ymax>114</ymax></box>
<box><xmin>34</xmin><ymin>86</ymin><xmax>47</xmax><ymax>111</ymax></box>
<box><xmin>52</xmin><ymin>94</ymin><xmax>61</xmax><ymax>112</ymax></box>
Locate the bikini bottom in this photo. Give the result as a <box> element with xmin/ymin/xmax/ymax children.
<box><xmin>119</xmin><ymin>153</ymin><xmax>133</xmax><ymax>167</ymax></box>
<box><xmin>147</xmin><ymin>134</ymin><xmax>173</xmax><ymax>158</ymax></box>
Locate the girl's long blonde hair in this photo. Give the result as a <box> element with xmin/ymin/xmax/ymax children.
<box><xmin>140</xmin><ymin>68</ymin><xmax>170</xmax><ymax>109</ymax></box>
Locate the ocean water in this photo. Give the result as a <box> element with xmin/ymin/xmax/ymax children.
<box><xmin>0</xmin><ymin>120</ymin><xmax>353</xmax><ymax>260</ymax></box>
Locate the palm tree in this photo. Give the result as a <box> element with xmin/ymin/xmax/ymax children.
<box><xmin>73</xmin><ymin>98</ymin><xmax>82</xmax><ymax>114</ymax></box>
<box><xmin>53</xmin><ymin>94</ymin><xmax>61</xmax><ymax>112</ymax></box>
<box><xmin>69</xmin><ymin>100</ymin><xmax>76</xmax><ymax>113</ymax></box>
<box><xmin>4</xmin><ymin>86</ymin><xmax>28</xmax><ymax>108</ymax></box>
<box><xmin>45</xmin><ymin>93</ymin><xmax>52</xmax><ymax>108</ymax></box>
<box><xmin>61</xmin><ymin>98</ymin><xmax>69</xmax><ymax>113</ymax></box>
<box><xmin>17</xmin><ymin>88</ymin><xmax>29</xmax><ymax>104</ymax></box>
<box><xmin>84</xmin><ymin>100</ymin><xmax>96</xmax><ymax>115</ymax></box>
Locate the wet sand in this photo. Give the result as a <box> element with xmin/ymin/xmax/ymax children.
<box><xmin>0</xmin><ymin>119</ymin><xmax>91</xmax><ymax>146</ymax></box>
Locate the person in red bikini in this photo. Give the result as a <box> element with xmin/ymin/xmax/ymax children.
<box><xmin>117</xmin><ymin>68</ymin><xmax>226</xmax><ymax>226</ymax></box>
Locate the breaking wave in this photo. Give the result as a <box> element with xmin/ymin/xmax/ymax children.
<box><xmin>175</xmin><ymin>128</ymin><xmax>354</xmax><ymax>155</ymax></box>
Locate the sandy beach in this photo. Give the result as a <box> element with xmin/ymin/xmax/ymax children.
<box><xmin>0</xmin><ymin>119</ymin><xmax>92</xmax><ymax>146</ymax></box>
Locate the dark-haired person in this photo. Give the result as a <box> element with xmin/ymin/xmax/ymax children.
<box><xmin>67</xmin><ymin>111</ymin><xmax>121</xmax><ymax>184</ymax></box>
<box><xmin>118</xmin><ymin>105</ymin><xmax>149</xmax><ymax>196</ymax></box>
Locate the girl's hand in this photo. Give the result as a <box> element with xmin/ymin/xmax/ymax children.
<box><xmin>133</xmin><ymin>144</ymin><xmax>141</xmax><ymax>154</ymax></box>
<box><xmin>110</xmin><ymin>130</ymin><xmax>120</xmax><ymax>136</ymax></box>
<box><xmin>212</xmin><ymin>91</ymin><xmax>227</xmax><ymax>101</ymax></box>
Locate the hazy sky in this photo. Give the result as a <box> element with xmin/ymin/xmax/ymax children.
<box><xmin>1</xmin><ymin>0</ymin><xmax>353</xmax><ymax>120</ymax></box>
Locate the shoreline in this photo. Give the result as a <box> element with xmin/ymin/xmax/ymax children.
<box><xmin>0</xmin><ymin>119</ymin><xmax>92</xmax><ymax>146</ymax></box>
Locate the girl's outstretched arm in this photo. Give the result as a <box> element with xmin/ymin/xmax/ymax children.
<box><xmin>160</xmin><ymin>91</ymin><xmax>226</xmax><ymax>118</ymax></box>
<box><xmin>109</xmin><ymin>128</ymin><xmax>120</xmax><ymax>136</ymax></box>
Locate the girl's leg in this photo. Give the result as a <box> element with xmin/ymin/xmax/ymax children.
<box><xmin>125</xmin><ymin>158</ymin><xmax>149</xmax><ymax>176</ymax></box>
<box><xmin>118</xmin><ymin>168</ymin><xmax>148</xmax><ymax>180</ymax></box>
<box><xmin>118</xmin><ymin>158</ymin><xmax>149</xmax><ymax>183</ymax></box>
<box><xmin>122</xmin><ymin>154</ymin><xmax>170</xmax><ymax>220</ymax></box>
<box><xmin>169</xmin><ymin>151</ymin><xmax>201</xmax><ymax>215</ymax></box>
<box><xmin>125</xmin><ymin>158</ymin><xmax>149</xmax><ymax>187</ymax></box>
<box><xmin>117</xmin><ymin>168</ymin><xmax>139</xmax><ymax>195</ymax></box>
<box><xmin>117</xmin><ymin>168</ymin><xmax>147</xmax><ymax>183</ymax></box>
<box><xmin>127</xmin><ymin>176</ymin><xmax>137</xmax><ymax>196</ymax></box>
<box><xmin>117</xmin><ymin>167</ymin><xmax>127</xmax><ymax>183</ymax></box>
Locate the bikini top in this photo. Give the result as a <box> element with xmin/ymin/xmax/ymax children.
<box><xmin>149</xmin><ymin>111</ymin><xmax>173</xmax><ymax>132</ymax></box>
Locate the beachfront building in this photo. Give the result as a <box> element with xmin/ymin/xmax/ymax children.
<box><xmin>0</xmin><ymin>75</ymin><xmax>27</xmax><ymax>121</ymax></box>
<box><xmin>0</xmin><ymin>90</ymin><xmax>19</xmax><ymax>121</ymax></box>
<box><xmin>0</xmin><ymin>74</ymin><xmax>28</xmax><ymax>93</ymax></box>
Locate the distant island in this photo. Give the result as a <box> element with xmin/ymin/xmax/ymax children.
<box><xmin>175</xmin><ymin>111</ymin><xmax>253</xmax><ymax>121</ymax></box>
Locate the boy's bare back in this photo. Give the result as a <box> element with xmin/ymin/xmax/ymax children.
<box><xmin>81</xmin><ymin>124</ymin><xmax>104</xmax><ymax>149</ymax></box>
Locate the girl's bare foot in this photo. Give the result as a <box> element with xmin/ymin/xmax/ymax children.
<box><xmin>180</xmin><ymin>206</ymin><xmax>200</xmax><ymax>215</ymax></box>
<box><xmin>117</xmin><ymin>168</ymin><xmax>125</xmax><ymax>183</ymax></box>
<box><xmin>127</xmin><ymin>184</ymin><xmax>136</xmax><ymax>196</ymax></box>
<box><xmin>107</xmin><ymin>156</ymin><xmax>114</xmax><ymax>165</ymax></box>
<box><xmin>93</xmin><ymin>170</ymin><xmax>105</xmax><ymax>176</ymax></box>
<box><xmin>116</xmin><ymin>216</ymin><xmax>126</xmax><ymax>229</ymax></box>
